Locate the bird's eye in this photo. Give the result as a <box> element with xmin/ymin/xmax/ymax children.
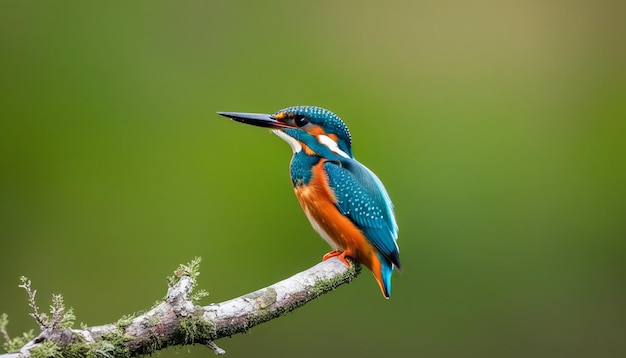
<box><xmin>293</xmin><ymin>115</ymin><xmax>309</xmax><ymax>127</ymax></box>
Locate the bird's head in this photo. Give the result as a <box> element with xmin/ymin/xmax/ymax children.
<box><xmin>218</xmin><ymin>106</ymin><xmax>353</xmax><ymax>159</ymax></box>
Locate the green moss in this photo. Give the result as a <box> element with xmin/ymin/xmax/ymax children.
<box><xmin>30</xmin><ymin>341</ymin><xmax>62</xmax><ymax>358</ymax></box>
<box><xmin>176</xmin><ymin>315</ymin><xmax>214</xmax><ymax>344</ymax></box>
<box><xmin>35</xmin><ymin>331</ymin><xmax>130</xmax><ymax>358</ymax></box>
<box><xmin>18</xmin><ymin>329</ymin><xmax>131</xmax><ymax>358</ymax></box>
<box><xmin>143</xmin><ymin>335</ymin><xmax>166</xmax><ymax>355</ymax></box>
<box><xmin>3</xmin><ymin>330</ymin><xmax>35</xmax><ymax>353</ymax></box>
<box><xmin>116</xmin><ymin>313</ymin><xmax>137</xmax><ymax>330</ymax></box>
<box><xmin>99</xmin><ymin>331</ymin><xmax>132</xmax><ymax>358</ymax></box>
<box><xmin>311</xmin><ymin>262</ymin><xmax>361</xmax><ymax>296</ymax></box>
<box><xmin>49</xmin><ymin>294</ymin><xmax>75</xmax><ymax>329</ymax></box>
<box><xmin>170</xmin><ymin>257</ymin><xmax>202</xmax><ymax>285</ymax></box>
<box><xmin>146</xmin><ymin>314</ymin><xmax>159</xmax><ymax>328</ymax></box>
<box><xmin>190</xmin><ymin>288</ymin><xmax>209</xmax><ymax>304</ymax></box>
<box><xmin>62</xmin><ymin>342</ymin><xmax>90</xmax><ymax>358</ymax></box>
<box><xmin>89</xmin><ymin>341</ymin><xmax>116</xmax><ymax>358</ymax></box>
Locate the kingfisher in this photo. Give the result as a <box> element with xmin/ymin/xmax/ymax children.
<box><xmin>217</xmin><ymin>106</ymin><xmax>400</xmax><ymax>298</ymax></box>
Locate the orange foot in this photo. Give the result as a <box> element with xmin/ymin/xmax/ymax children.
<box><xmin>322</xmin><ymin>250</ymin><xmax>352</xmax><ymax>267</ymax></box>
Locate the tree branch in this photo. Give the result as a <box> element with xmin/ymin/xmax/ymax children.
<box><xmin>0</xmin><ymin>257</ymin><xmax>361</xmax><ymax>357</ymax></box>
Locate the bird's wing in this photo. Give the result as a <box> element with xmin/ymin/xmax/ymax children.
<box><xmin>323</xmin><ymin>160</ymin><xmax>400</xmax><ymax>268</ymax></box>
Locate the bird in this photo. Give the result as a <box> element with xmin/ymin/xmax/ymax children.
<box><xmin>217</xmin><ymin>106</ymin><xmax>400</xmax><ymax>298</ymax></box>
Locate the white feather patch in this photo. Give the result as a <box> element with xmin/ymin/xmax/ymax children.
<box><xmin>317</xmin><ymin>134</ymin><xmax>350</xmax><ymax>158</ymax></box>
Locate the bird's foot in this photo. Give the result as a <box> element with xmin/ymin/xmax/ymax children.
<box><xmin>322</xmin><ymin>250</ymin><xmax>341</xmax><ymax>261</ymax></box>
<box><xmin>322</xmin><ymin>250</ymin><xmax>352</xmax><ymax>267</ymax></box>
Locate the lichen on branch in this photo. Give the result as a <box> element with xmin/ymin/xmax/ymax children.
<box><xmin>0</xmin><ymin>257</ymin><xmax>360</xmax><ymax>357</ymax></box>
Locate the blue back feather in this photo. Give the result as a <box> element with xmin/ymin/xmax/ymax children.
<box><xmin>323</xmin><ymin>160</ymin><xmax>400</xmax><ymax>269</ymax></box>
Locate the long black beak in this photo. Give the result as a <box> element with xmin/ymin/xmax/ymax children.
<box><xmin>217</xmin><ymin>111</ymin><xmax>293</xmax><ymax>129</ymax></box>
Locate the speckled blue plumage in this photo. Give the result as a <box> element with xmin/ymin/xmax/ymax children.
<box><xmin>324</xmin><ymin>161</ymin><xmax>399</xmax><ymax>266</ymax></box>
<box><xmin>221</xmin><ymin>105</ymin><xmax>401</xmax><ymax>297</ymax></box>
<box><xmin>289</xmin><ymin>151</ymin><xmax>319</xmax><ymax>186</ymax></box>
<box><xmin>275</xmin><ymin>107</ymin><xmax>401</xmax><ymax>284</ymax></box>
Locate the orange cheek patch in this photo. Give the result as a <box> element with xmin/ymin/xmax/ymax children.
<box><xmin>302</xmin><ymin>143</ymin><xmax>316</xmax><ymax>156</ymax></box>
<box><xmin>306</xmin><ymin>125</ymin><xmax>326</xmax><ymax>136</ymax></box>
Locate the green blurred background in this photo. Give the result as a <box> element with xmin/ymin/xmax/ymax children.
<box><xmin>1</xmin><ymin>1</ymin><xmax>625</xmax><ymax>357</ymax></box>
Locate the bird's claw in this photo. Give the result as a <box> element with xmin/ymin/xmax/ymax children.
<box><xmin>322</xmin><ymin>250</ymin><xmax>352</xmax><ymax>267</ymax></box>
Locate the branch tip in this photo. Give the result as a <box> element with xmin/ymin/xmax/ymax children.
<box><xmin>206</xmin><ymin>340</ymin><xmax>225</xmax><ymax>355</ymax></box>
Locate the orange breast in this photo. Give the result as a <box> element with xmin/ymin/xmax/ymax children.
<box><xmin>294</xmin><ymin>160</ymin><xmax>378</xmax><ymax>270</ymax></box>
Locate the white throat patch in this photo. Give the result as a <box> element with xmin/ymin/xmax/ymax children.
<box><xmin>317</xmin><ymin>134</ymin><xmax>350</xmax><ymax>158</ymax></box>
<box><xmin>272</xmin><ymin>129</ymin><xmax>302</xmax><ymax>153</ymax></box>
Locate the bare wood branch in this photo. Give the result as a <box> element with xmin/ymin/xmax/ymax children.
<box><xmin>1</xmin><ymin>257</ymin><xmax>360</xmax><ymax>357</ymax></box>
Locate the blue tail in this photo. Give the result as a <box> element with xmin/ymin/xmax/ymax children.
<box><xmin>378</xmin><ymin>252</ymin><xmax>395</xmax><ymax>298</ymax></box>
